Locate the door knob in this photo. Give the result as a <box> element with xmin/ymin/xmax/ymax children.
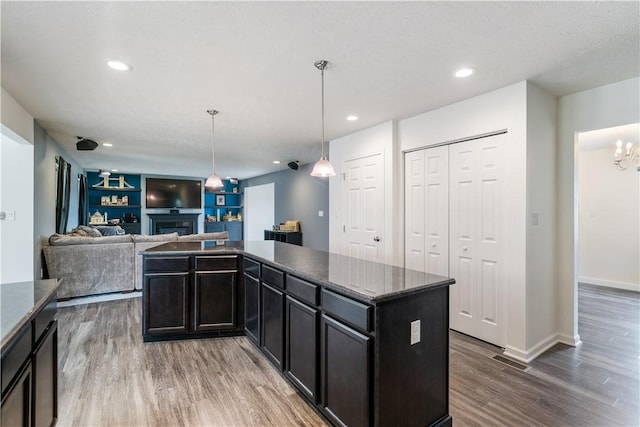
<box><xmin>463</xmin><ymin>247</ymin><xmax>468</xmax><ymax>252</ymax></box>
<box><xmin>373</xmin><ymin>236</ymin><xmax>380</xmax><ymax>242</ymax></box>
<box><xmin>432</xmin><ymin>243</ymin><xmax>437</xmax><ymax>248</ymax></box>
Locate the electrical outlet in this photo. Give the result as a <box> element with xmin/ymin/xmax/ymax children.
<box><xmin>410</xmin><ymin>320</ymin><xmax>421</xmax><ymax>345</ymax></box>
<box><xmin>531</xmin><ymin>212</ymin><xmax>539</xmax><ymax>226</ymax></box>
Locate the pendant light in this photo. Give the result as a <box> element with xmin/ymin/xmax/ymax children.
<box><xmin>204</xmin><ymin>109</ymin><xmax>224</xmax><ymax>190</ymax></box>
<box><xmin>310</xmin><ymin>60</ymin><xmax>336</xmax><ymax>177</ymax></box>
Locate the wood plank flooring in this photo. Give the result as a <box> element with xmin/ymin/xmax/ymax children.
<box><xmin>56</xmin><ymin>284</ymin><xmax>639</xmax><ymax>426</ymax></box>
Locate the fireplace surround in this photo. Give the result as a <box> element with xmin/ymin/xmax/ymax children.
<box><xmin>148</xmin><ymin>213</ymin><xmax>199</xmax><ymax>235</ymax></box>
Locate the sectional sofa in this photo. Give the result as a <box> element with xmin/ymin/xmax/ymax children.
<box><xmin>42</xmin><ymin>231</ymin><xmax>229</xmax><ymax>299</ymax></box>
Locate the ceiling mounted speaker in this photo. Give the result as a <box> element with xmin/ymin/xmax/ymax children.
<box><xmin>76</xmin><ymin>136</ymin><xmax>98</xmax><ymax>151</ymax></box>
<box><xmin>288</xmin><ymin>161</ymin><xmax>299</xmax><ymax>170</ymax></box>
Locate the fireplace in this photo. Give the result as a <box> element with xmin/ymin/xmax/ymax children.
<box><xmin>148</xmin><ymin>213</ymin><xmax>199</xmax><ymax>235</ymax></box>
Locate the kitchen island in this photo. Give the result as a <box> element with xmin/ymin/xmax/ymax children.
<box><xmin>141</xmin><ymin>240</ymin><xmax>454</xmax><ymax>427</ymax></box>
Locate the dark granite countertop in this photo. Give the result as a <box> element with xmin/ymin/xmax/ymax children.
<box><xmin>1</xmin><ymin>279</ymin><xmax>60</xmax><ymax>351</ymax></box>
<box><xmin>142</xmin><ymin>241</ymin><xmax>453</xmax><ymax>303</ymax></box>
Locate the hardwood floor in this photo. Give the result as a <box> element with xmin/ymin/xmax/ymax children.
<box><xmin>56</xmin><ymin>284</ymin><xmax>639</xmax><ymax>426</ymax></box>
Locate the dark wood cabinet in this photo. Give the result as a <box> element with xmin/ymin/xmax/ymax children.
<box><xmin>193</xmin><ymin>271</ymin><xmax>237</xmax><ymax>331</ymax></box>
<box><xmin>142</xmin><ymin>254</ymin><xmax>242</xmax><ymax>341</ymax></box>
<box><xmin>1</xmin><ymin>362</ymin><xmax>32</xmax><ymax>427</ymax></box>
<box><xmin>32</xmin><ymin>320</ymin><xmax>57</xmax><ymax>427</ymax></box>
<box><xmin>261</xmin><ymin>283</ymin><xmax>285</xmax><ymax>369</ymax></box>
<box><xmin>285</xmin><ymin>296</ymin><xmax>319</xmax><ymax>403</ymax></box>
<box><xmin>143</xmin><ymin>272</ymin><xmax>190</xmax><ymax>336</ymax></box>
<box><xmin>244</xmin><ymin>273</ymin><xmax>260</xmax><ymax>345</ymax></box>
<box><xmin>321</xmin><ymin>314</ymin><xmax>371</xmax><ymax>427</ymax></box>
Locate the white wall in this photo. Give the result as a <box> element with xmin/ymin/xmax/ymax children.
<box><xmin>578</xmin><ymin>146</ymin><xmax>640</xmax><ymax>291</ymax></box>
<box><xmin>1</xmin><ymin>88</ymin><xmax>34</xmax><ymax>144</ymax></box>
<box><xmin>399</xmin><ymin>82</ymin><xmax>531</xmax><ymax>358</ymax></box>
<box><xmin>557</xmin><ymin>76</ymin><xmax>640</xmax><ymax>343</ymax></box>
<box><xmin>525</xmin><ymin>82</ymin><xmax>558</xmax><ymax>353</ymax></box>
<box><xmin>1</xmin><ymin>126</ymin><xmax>34</xmax><ymax>283</ymax></box>
<box><xmin>328</xmin><ymin>121</ymin><xmax>398</xmax><ymax>265</ymax></box>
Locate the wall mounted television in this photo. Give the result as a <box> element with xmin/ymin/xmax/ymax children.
<box><xmin>146</xmin><ymin>178</ymin><xmax>202</xmax><ymax>209</ymax></box>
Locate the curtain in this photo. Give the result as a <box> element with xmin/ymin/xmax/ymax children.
<box><xmin>78</xmin><ymin>173</ymin><xmax>87</xmax><ymax>226</ymax></box>
<box><xmin>55</xmin><ymin>156</ymin><xmax>72</xmax><ymax>233</ymax></box>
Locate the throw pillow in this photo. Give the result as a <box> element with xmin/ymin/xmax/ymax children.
<box><xmin>94</xmin><ymin>225</ymin><xmax>125</xmax><ymax>236</ymax></box>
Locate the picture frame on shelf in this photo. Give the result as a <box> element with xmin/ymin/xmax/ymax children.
<box><xmin>215</xmin><ymin>194</ymin><xmax>226</xmax><ymax>206</ymax></box>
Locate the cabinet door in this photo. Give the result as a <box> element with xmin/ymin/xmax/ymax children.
<box><xmin>205</xmin><ymin>222</ymin><xmax>226</xmax><ymax>233</ymax></box>
<box><xmin>244</xmin><ymin>273</ymin><xmax>260</xmax><ymax>344</ymax></box>
<box><xmin>1</xmin><ymin>362</ymin><xmax>32</xmax><ymax>427</ymax></box>
<box><xmin>322</xmin><ymin>314</ymin><xmax>370</xmax><ymax>427</ymax></box>
<box><xmin>32</xmin><ymin>321</ymin><xmax>58</xmax><ymax>427</ymax></box>
<box><xmin>285</xmin><ymin>296</ymin><xmax>318</xmax><ymax>403</ymax></box>
<box><xmin>261</xmin><ymin>282</ymin><xmax>284</xmax><ymax>369</ymax></box>
<box><xmin>193</xmin><ymin>271</ymin><xmax>237</xmax><ymax>331</ymax></box>
<box><xmin>143</xmin><ymin>272</ymin><xmax>190</xmax><ymax>336</ymax></box>
<box><xmin>226</xmin><ymin>222</ymin><xmax>243</xmax><ymax>241</ymax></box>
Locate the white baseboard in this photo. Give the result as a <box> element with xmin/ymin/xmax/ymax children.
<box><xmin>57</xmin><ymin>290</ymin><xmax>141</xmax><ymax>308</ymax></box>
<box><xmin>579</xmin><ymin>276</ymin><xmax>640</xmax><ymax>292</ymax></box>
<box><xmin>503</xmin><ymin>332</ymin><xmax>580</xmax><ymax>364</ymax></box>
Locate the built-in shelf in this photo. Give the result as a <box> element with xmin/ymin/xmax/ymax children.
<box><xmin>89</xmin><ymin>205</ymin><xmax>142</xmax><ymax>209</ymax></box>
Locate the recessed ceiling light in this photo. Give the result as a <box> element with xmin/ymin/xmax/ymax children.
<box><xmin>102</xmin><ymin>143</ymin><xmax>113</xmax><ymax>147</ymax></box>
<box><xmin>273</xmin><ymin>160</ymin><xmax>281</xmax><ymax>164</ymax></box>
<box><xmin>346</xmin><ymin>115</ymin><xmax>358</xmax><ymax>121</ymax></box>
<box><xmin>106</xmin><ymin>60</ymin><xmax>132</xmax><ymax>71</ymax></box>
<box><xmin>454</xmin><ymin>67</ymin><xmax>476</xmax><ymax>78</ymax></box>
<box><xmin>111</xmin><ymin>169</ymin><xmax>118</xmax><ymax>172</ymax></box>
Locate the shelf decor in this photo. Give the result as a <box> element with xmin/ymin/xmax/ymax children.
<box><xmin>216</xmin><ymin>194</ymin><xmax>226</xmax><ymax>206</ymax></box>
<box><xmin>91</xmin><ymin>175</ymin><xmax>135</xmax><ymax>189</ymax></box>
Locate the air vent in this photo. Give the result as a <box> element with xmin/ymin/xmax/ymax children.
<box><xmin>492</xmin><ymin>354</ymin><xmax>529</xmax><ymax>372</ymax></box>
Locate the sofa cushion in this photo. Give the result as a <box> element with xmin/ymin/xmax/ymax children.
<box><xmin>93</xmin><ymin>225</ymin><xmax>126</xmax><ymax>236</ymax></box>
<box><xmin>131</xmin><ymin>232</ymin><xmax>179</xmax><ymax>243</ymax></box>
<box><xmin>178</xmin><ymin>231</ymin><xmax>229</xmax><ymax>241</ymax></box>
<box><xmin>66</xmin><ymin>225</ymin><xmax>103</xmax><ymax>237</ymax></box>
<box><xmin>48</xmin><ymin>233</ymin><xmax>133</xmax><ymax>246</ymax></box>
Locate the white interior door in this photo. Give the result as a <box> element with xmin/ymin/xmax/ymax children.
<box><xmin>449</xmin><ymin>134</ymin><xmax>506</xmax><ymax>347</ymax></box>
<box><xmin>404</xmin><ymin>146</ymin><xmax>449</xmax><ymax>276</ymax></box>
<box><xmin>244</xmin><ymin>183</ymin><xmax>275</xmax><ymax>241</ymax></box>
<box><xmin>342</xmin><ymin>153</ymin><xmax>385</xmax><ymax>288</ymax></box>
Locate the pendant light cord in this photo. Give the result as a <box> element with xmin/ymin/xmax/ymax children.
<box><xmin>321</xmin><ymin>67</ymin><xmax>325</xmax><ymax>158</ymax></box>
<box><xmin>207</xmin><ymin>109</ymin><xmax>218</xmax><ymax>172</ymax></box>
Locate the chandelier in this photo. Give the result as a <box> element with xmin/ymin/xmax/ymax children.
<box><xmin>613</xmin><ymin>140</ymin><xmax>640</xmax><ymax>171</ymax></box>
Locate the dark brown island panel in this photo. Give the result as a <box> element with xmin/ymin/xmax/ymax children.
<box><xmin>1</xmin><ymin>279</ymin><xmax>60</xmax><ymax>427</ymax></box>
<box><xmin>141</xmin><ymin>240</ymin><xmax>454</xmax><ymax>427</ymax></box>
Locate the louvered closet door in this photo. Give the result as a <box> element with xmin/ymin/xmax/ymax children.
<box><xmin>449</xmin><ymin>134</ymin><xmax>506</xmax><ymax>347</ymax></box>
<box><xmin>404</xmin><ymin>147</ymin><xmax>449</xmax><ymax>277</ymax></box>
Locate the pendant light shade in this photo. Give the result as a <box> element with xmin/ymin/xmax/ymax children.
<box><xmin>310</xmin><ymin>60</ymin><xmax>336</xmax><ymax>178</ymax></box>
<box><xmin>205</xmin><ymin>109</ymin><xmax>224</xmax><ymax>191</ymax></box>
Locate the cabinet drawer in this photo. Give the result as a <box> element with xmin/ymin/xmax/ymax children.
<box><xmin>243</xmin><ymin>257</ymin><xmax>260</xmax><ymax>278</ymax></box>
<box><xmin>33</xmin><ymin>296</ymin><xmax>56</xmax><ymax>346</ymax></box>
<box><xmin>144</xmin><ymin>256</ymin><xmax>190</xmax><ymax>273</ymax></box>
<box><xmin>1</xmin><ymin>323</ymin><xmax>32</xmax><ymax>395</ymax></box>
<box><xmin>195</xmin><ymin>255</ymin><xmax>238</xmax><ymax>271</ymax></box>
<box><xmin>287</xmin><ymin>276</ymin><xmax>319</xmax><ymax>306</ymax></box>
<box><xmin>262</xmin><ymin>265</ymin><xmax>285</xmax><ymax>290</ymax></box>
<box><xmin>321</xmin><ymin>290</ymin><xmax>373</xmax><ymax>333</ymax></box>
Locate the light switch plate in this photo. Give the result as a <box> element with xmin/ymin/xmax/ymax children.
<box><xmin>410</xmin><ymin>320</ymin><xmax>421</xmax><ymax>345</ymax></box>
<box><xmin>318</xmin><ymin>210</ymin><xmax>324</xmax><ymax>217</ymax></box>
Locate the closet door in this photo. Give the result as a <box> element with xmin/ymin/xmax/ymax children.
<box><xmin>449</xmin><ymin>134</ymin><xmax>506</xmax><ymax>347</ymax></box>
<box><xmin>404</xmin><ymin>147</ymin><xmax>449</xmax><ymax>276</ymax></box>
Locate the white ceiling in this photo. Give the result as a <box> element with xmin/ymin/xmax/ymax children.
<box><xmin>2</xmin><ymin>1</ymin><xmax>639</xmax><ymax>180</ymax></box>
